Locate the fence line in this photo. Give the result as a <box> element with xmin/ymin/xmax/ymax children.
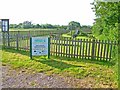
<box><xmin>50</xmin><ymin>37</ymin><xmax>117</xmax><ymax>61</ymax></box>
<box><xmin>2</xmin><ymin>32</ymin><xmax>118</xmax><ymax>61</ymax></box>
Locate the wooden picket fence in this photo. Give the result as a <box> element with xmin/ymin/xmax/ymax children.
<box><xmin>2</xmin><ymin>32</ymin><xmax>118</xmax><ymax>61</ymax></box>
<box><xmin>50</xmin><ymin>37</ymin><xmax>117</xmax><ymax>61</ymax></box>
<box><xmin>2</xmin><ymin>30</ymin><xmax>69</xmax><ymax>50</ymax></box>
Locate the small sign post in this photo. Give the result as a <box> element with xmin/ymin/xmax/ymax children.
<box><xmin>30</xmin><ymin>37</ymin><xmax>50</xmax><ymax>59</ymax></box>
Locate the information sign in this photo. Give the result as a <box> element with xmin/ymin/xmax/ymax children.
<box><xmin>30</xmin><ymin>37</ymin><xmax>50</xmax><ymax>59</ymax></box>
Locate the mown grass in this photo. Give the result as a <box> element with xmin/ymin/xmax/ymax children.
<box><xmin>10</xmin><ymin>28</ymin><xmax>57</xmax><ymax>31</ymax></box>
<box><xmin>62</xmin><ymin>34</ymin><xmax>89</xmax><ymax>39</ymax></box>
<box><xmin>2</xmin><ymin>48</ymin><xmax>118</xmax><ymax>88</ymax></box>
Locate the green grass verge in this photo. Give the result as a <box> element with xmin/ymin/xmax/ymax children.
<box><xmin>2</xmin><ymin>48</ymin><xmax>118</xmax><ymax>88</ymax></box>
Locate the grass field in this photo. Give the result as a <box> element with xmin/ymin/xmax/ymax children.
<box><xmin>10</xmin><ymin>28</ymin><xmax>57</xmax><ymax>31</ymax></box>
<box><xmin>62</xmin><ymin>34</ymin><xmax>89</xmax><ymax>39</ymax></box>
<box><xmin>2</xmin><ymin>48</ymin><xmax>118</xmax><ymax>88</ymax></box>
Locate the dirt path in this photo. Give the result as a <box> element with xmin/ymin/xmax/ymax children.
<box><xmin>2</xmin><ymin>65</ymin><xmax>96</xmax><ymax>88</ymax></box>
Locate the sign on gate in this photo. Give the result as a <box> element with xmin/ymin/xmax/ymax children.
<box><xmin>30</xmin><ymin>37</ymin><xmax>50</xmax><ymax>59</ymax></box>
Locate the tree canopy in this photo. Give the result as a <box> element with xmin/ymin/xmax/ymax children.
<box><xmin>91</xmin><ymin>1</ymin><xmax>119</xmax><ymax>40</ymax></box>
<box><xmin>10</xmin><ymin>21</ymin><xmax>82</xmax><ymax>30</ymax></box>
<box><xmin>67</xmin><ymin>21</ymin><xmax>81</xmax><ymax>30</ymax></box>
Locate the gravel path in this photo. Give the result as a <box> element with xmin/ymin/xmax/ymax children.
<box><xmin>2</xmin><ymin>65</ymin><xmax>95</xmax><ymax>88</ymax></box>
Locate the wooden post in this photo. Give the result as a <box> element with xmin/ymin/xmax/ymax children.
<box><xmin>2</xmin><ymin>32</ymin><xmax>5</xmax><ymax>47</ymax></box>
<box><xmin>97</xmin><ymin>40</ymin><xmax>100</xmax><ymax>60</ymax></box>
<box><xmin>100</xmin><ymin>40</ymin><xmax>104</xmax><ymax>60</ymax></box>
<box><xmin>79</xmin><ymin>39</ymin><xmax>82</xmax><ymax>59</ymax></box>
<box><xmin>91</xmin><ymin>39</ymin><xmax>95</xmax><ymax>60</ymax></box>
<box><xmin>106</xmin><ymin>40</ymin><xmax>110</xmax><ymax>61</ymax></box>
<box><xmin>74</xmin><ymin>38</ymin><xmax>76</xmax><ymax>58</ymax></box>
<box><xmin>30</xmin><ymin>37</ymin><xmax>32</xmax><ymax>59</ymax></box>
<box><xmin>48</xmin><ymin>37</ymin><xmax>50</xmax><ymax>59</ymax></box>
<box><xmin>85</xmin><ymin>39</ymin><xmax>88</xmax><ymax>59</ymax></box>
<box><xmin>66</xmin><ymin>37</ymin><xmax>68</xmax><ymax>57</ymax></box>
<box><xmin>16</xmin><ymin>31</ymin><xmax>19</xmax><ymax>50</ymax></box>
<box><xmin>103</xmin><ymin>40</ymin><xmax>107</xmax><ymax>60</ymax></box>
<box><xmin>8</xmin><ymin>31</ymin><xmax>10</xmax><ymax>47</ymax></box>
<box><xmin>88</xmin><ymin>39</ymin><xmax>91</xmax><ymax>59</ymax></box>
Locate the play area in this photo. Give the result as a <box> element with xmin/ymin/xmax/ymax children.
<box><xmin>1</xmin><ymin>19</ymin><xmax>118</xmax><ymax>88</ymax></box>
<box><xmin>2</xmin><ymin>19</ymin><xmax>117</xmax><ymax>61</ymax></box>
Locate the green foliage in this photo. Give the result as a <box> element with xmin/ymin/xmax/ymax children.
<box><xmin>91</xmin><ymin>1</ymin><xmax>119</xmax><ymax>40</ymax></box>
<box><xmin>40</xmin><ymin>24</ymin><xmax>53</xmax><ymax>29</ymax></box>
<box><xmin>67</xmin><ymin>21</ymin><xmax>81</xmax><ymax>30</ymax></box>
<box><xmin>33</xmin><ymin>24</ymin><xmax>41</xmax><ymax>28</ymax></box>
<box><xmin>10</xmin><ymin>24</ymin><xmax>19</xmax><ymax>28</ymax></box>
<box><xmin>91</xmin><ymin>2</ymin><xmax>118</xmax><ymax>82</ymax></box>
<box><xmin>22</xmin><ymin>21</ymin><xmax>32</xmax><ymax>29</ymax></box>
<box><xmin>10</xmin><ymin>21</ymin><xmax>68</xmax><ymax>30</ymax></box>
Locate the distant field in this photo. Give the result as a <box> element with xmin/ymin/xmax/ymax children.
<box><xmin>10</xmin><ymin>28</ymin><xmax>57</xmax><ymax>31</ymax></box>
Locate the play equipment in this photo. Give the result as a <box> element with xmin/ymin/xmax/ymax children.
<box><xmin>72</xmin><ymin>30</ymin><xmax>79</xmax><ymax>38</ymax></box>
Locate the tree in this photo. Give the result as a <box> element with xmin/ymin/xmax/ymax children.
<box><xmin>22</xmin><ymin>21</ymin><xmax>32</xmax><ymax>29</ymax></box>
<box><xmin>10</xmin><ymin>24</ymin><xmax>18</xmax><ymax>28</ymax></box>
<box><xmin>17</xmin><ymin>23</ymin><xmax>23</xmax><ymax>28</ymax></box>
<box><xmin>34</xmin><ymin>24</ymin><xmax>41</xmax><ymax>28</ymax></box>
<box><xmin>67</xmin><ymin>21</ymin><xmax>81</xmax><ymax>30</ymax></box>
<box><xmin>91</xmin><ymin>1</ymin><xmax>119</xmax><ymax>40</ymax></box>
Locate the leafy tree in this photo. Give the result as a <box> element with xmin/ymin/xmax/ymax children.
<box><xmin>53</xmin><ymin>25</ymin><xmax>60</xmax><ymax>28</ymax></box>
<box><xmin>34</xmin><ymin>24</ymin><xmax>41</xmax><ymax>28</ymax></box>
<box><xmin>22</xmin><ymin>21</ymin><xmax>32</xmax><ymax>29</ymax></box>
<box><xmin>91</xmin><ymin>1</ymin><xmax>119</xmax><ymax>40</ymax></box>
<box><xmin>9</xmin><ymin>24</ymin><xmax>14</xmax><ymax>28</ymax></box>
<box><xmin>67</xmin><ymin>21</ymin><xmax>81</xmax><ymax>30</ymax></box>
<box><xmin>10</xmin><ymin>24</ymin><xmax>18</xmax><ymax>28</ymax></box>
<box><xmin>45</xmin><ymin>24</ymin><xmax>53</xmax><ymax>28</ymax></box>
<box><xmin>62</xmin><ymin>25</ymin><xmax>68</xmax><ymax>29</ymax></box>
<box><xmin>17</xmin><ymin>23</ymin><xmax>23</xmax><ymax>28</ymax></box>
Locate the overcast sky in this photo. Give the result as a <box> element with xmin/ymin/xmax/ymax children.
<box><xmin>0</xmin><ymin>0</ymin><xmax>95</xmax><ymax>26</ymax></box>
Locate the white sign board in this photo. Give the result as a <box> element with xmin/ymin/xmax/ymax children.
<box><xmin>31</xmin><ymin>37</ymin><xmax>48</xmax><ymax>56</ymax></box>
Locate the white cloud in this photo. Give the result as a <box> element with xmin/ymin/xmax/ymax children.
<box><xmin>0</xmin><ymin>0</ymin><xmax>95</xmax><ymax>25</ymax></box>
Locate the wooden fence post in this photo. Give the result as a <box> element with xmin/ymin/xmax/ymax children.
<box><xmin>48</xmin><ymin>37</ymin><xmax>50</xmax><ymax>59</ymax></box>
<box><xmin>16</xmin><ymin>31</ymin><xmax>19</xmax><ymax>50</ymax></box>
<box><xmin>91</xmin><ymin>39</ymin><xmax>95</xmax><ymax>60</ymax></box>
<box><xmin>8</xmin><ymin>31</ymin><xmax>10</xmax><ymax>47</ymax></box>
<box><xmin>2</xmin><ymin>32</ymin><xmax>5</xmax><ymax>47</ymax></box>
